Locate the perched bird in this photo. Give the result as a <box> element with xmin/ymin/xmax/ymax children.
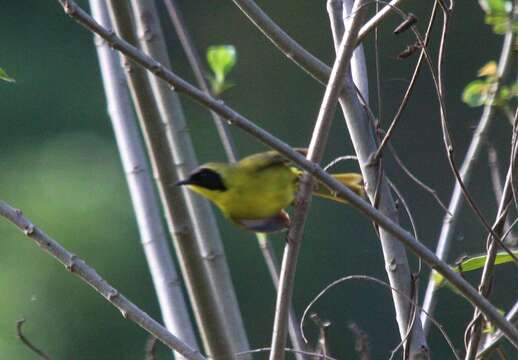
<box><xmin>176</xmin><ymin>149</ymin><xmax>364</xmax><ymax>233</ymax></box>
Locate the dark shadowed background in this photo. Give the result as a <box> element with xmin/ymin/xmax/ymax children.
<box><xmin>1</xmin><ymin>1</ymin><xmax>516</xmax><ymax>359</ymax></box>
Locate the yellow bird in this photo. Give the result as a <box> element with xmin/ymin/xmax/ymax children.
<box><xmin>176</xmin><ymin>149</ymin><xmax>364</xmax><ymax>232</ymax></box>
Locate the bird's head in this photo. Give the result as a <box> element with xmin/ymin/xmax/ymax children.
<box><xmin>175</xmin><ymin>164</ymin><xmax>229</xmax><ymax>202</ymax></box>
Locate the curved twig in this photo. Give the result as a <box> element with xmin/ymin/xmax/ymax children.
<box><xmin>16</xmin><ymin>319</ymin><xmax>53</xmax><ymax>360</ymax></box>
<box><xmin>300</xmin><ymin>275</ymin><xmax>461</xmax><ymax>360</ymax></box>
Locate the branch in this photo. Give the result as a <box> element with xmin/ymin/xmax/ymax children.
<box><xmin>420</xmin><ymin>4</ymin><xmax>518</xmax><ymax>334</ymax></box>
<box><xmin>89</xmin><ymin>2</ymin><xmax>199</xmax><ymax>357</ymax></box>
<box><xmin>161</xmin><ymin>1</ymin><xmax>307</xmax><ymax>357</ymax></box>
<box><xmin>269</xmin><ymin>2</ymin><xmax>367</xmax><ymax>359</ymax></box>
<box><xmin>104</xmin><ymin>0</ymin><xmax>250</xmax><ymax>357</ymax></box>
<box><xmin>231</xmin><ymin>0</ymin><xmax>405</xmax><ymax>87</ymax></box>
<box><xmin>0</xmin><ymin>202</ymin><xmax>206</xmax><ymax>360</ymax></box>
<box><xmin>330</xmin><ymin>1</ymin><xmax>428</xmax><ymax>357</ymax></box>
<box><xmin>464</xmin><ymin>107</ymin><xmax>518</xmax><ymax>359</ymax></box>
<box><xmin>477</xmin><ymin>300</ymin><xmax>518</xmax><ymax>358</ymax></box>
<box><xmin>55</xmin><ymin>1</ymin><xmax>518</xmax><ymax>347</ymax></box>
<box><xmin>162</xmin><ymin>0</ymin><xmax>237</xmax><ymax>162</ymax></box>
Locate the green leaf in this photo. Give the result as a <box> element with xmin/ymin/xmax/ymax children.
<box><xmin>207</xmin><ymin>45</ymin><xmax>237</xmax><ymax>95</ymax></box>
<box><xmin>207</xmin><ymin>45</ymin><xmax>237</xmax><ymax>83</ymax></box>
<box><xmin>485</xmin><ymin>14</ymin><xmax>511</xmax><ymax>34</ymax></box>
<box><xmin>0</xmin><ymin>67</ymin><xmax>15</xmax><ymax>83</ymax></box>
<box><xmin>433</xmin><ymin>250</ymin><xmax>518</xmax><ymax>287</ymax></box>
<box><xmin>486</xmin><ymin>0</ymin><xmax>510</xmax><ymax>13</ymax></box>
<box><xmin>462</xmin><ymin>80</ymin><xmax>491</xmax><ymax>107</ymax></box>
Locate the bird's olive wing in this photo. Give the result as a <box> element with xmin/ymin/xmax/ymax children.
<box><xmin>239</xmin><ymin>148</ymin><xmax>307</xmax><ymax>173</ymax></box>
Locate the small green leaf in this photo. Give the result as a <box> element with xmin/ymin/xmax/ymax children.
<box><xmin>433</xmin><ymin>250</ymin><xmax>518</xmax><ymax>288</ymax></box>
<box><xmin>207</xmin><ymin>45</ymin><xmax>237</xmax><ymax>95</ymax></box>
<box><xmin>454</xmin><ymin>251</ymin><xmax>517</xmax><ymax>272</ymax></box>
<box><xmin>486</xmin><ymin>0</ymin><xmax>510</xmax><ymax>13</ymax></box>
<box><xmin>486</xmin><ymin>14</ymin><xmax>511</xmax><ymax>34</ymax></box>
<box><xmin>0</xmin><ymin>67</ymin><xmax>15</xmax><ymax>83</ymax></box>
<box><xmin>207</xmin><ymin>45</ymin><xmax>237</xmax><ymax>82</ymax></box>
<box><xmin>462</xmin><ymin>80</ymin><xmax>491</xmax><ymax>107</ymax></box>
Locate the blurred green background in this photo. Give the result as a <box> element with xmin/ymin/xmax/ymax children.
<box><xmin>1</xmin><ymin>1</ymin><xmax>516</xmax><ymax>359</ymax></box>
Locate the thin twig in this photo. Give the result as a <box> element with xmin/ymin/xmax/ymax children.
<box><xmin>300</xmin><ymin>275</ymin><xmax>461</xmax><ymax>360</ymax></box>
<box><xmin>162</xmin><ymin>0</ymin><xmax>237</xmax><ymax>162</ymax></box>
<box><xmin>388</xmin><ymin>142</ymin><xmax>452</xmax><ymax>215</ymax></box>
<box><xmin>269</xmin><ymin>2</ymin><xmax>367</xmax><ymax>359</ymax></box>
<box><xmin>421</xmin><ymin>0</ymin><xmax>518</xmax><ymax>334</ymax></box>
<box><xmin>310</xmin><ymin>313</ymin><xmax>332</xmax><ymax>358</ymax></box>
<box><xmin>373</xmin><ymin>0</ymin><xmax>439</xmax><ymax>160</ymax></box>
<box><xmin>16</xmin><ymin>319</ymin><xmax>53</xmax><ymax>360</ymax></box>
<box><xmin>488</xmin><ymin>145</ymin><xmax>514</xmax><ymax>241</ymax></box>
<box><xmin>55</xmin><ymin>1</ymin><xmax>518</xmax><ymax>346</ymax></box>
<box><xmin>145</xmin><ymin>336</ymin><xmax>159</xmax><ymax>360</ymax></box>
<box><xmin>477</xmin><ymin>300</ymin><xmax>518</xmax><ymax>358</ymax></box>
<box><xmin>234</xmin><ymin>347</ymin><xmax>338</xmax><ymax>360</ymax></box>
<box><xmin>231</xmin><ymin>0</ymin><xmax>405</xmax><ymax>87</ymax></box>
<box><xmin>0</xmin><ymin>202</ymin><xmax>206</xmax><ymax>360</ymax></box>
<box><xmin>464</xmin><ymin>107</ymin><xmax>518</xmax><ymax>359</ymax></box>
<box><xmin>348</xmin><ymin>322</ymin><xmax>370</xmax><ymax>360</ymax></box>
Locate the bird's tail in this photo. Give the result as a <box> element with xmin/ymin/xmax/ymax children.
<box><xmin>313</xmin><ymin>173</ymin><xmax>364</xmax><ymax>203</ymax></box>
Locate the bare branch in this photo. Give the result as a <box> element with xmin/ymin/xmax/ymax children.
<box><xmin>104</xmin><ymin>0</ymin><xmax>250</xmax><ymax>356</ymax></box>
<box><xmin>330</xmin><ymin>1</ymin><xmax>428</xmax><ymax>357</ymax></box>
<box><xmin>464</xmin><ymin>107</ymin><xmax>518</xmax><ymax>359</ymax></box>
<box><xmin>421</xmin><ymin>1</ymin><xmax>518</xmax><ymax>333</ymax></box>
<box><xmin>161</xmin><ymin>1</ymin><xmax>307</xmax><ymax>356</ymax></box>
<box><xmin>89</xmin><ymin>2</ymin><xmax>199</xmax><ymax>357</ymax></box>
<box><xmin>0</xmin><ymin>202</ymin><xmax>206</xmax><ymax>360</ymax></box>
<box><xmin>231</xmin><ymin>0</ymin><xmax>405</xmax><ymax>86</ymax></box>
<box><xmin>269</xmin><ymin>2</ymin><xmax>367</xmax><ymax>359</ymax></box>
<box><xmin>162</xmin><ymin>0</ymin><xmax>237</xmax><ymax>162</ymax></box>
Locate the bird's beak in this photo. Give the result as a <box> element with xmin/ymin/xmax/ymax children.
<box><xmin>175</xmin><ymin>179</ymin><xmax>191</xmax><ymax>186</ymax></box>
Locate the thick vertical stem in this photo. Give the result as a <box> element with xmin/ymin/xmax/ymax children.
<box><xmin>89</xmin><ymin>2</ymin><xmax>198</xmax><ymax>359</ymax></box>
<box><xmin>331</xmin><ymin>1</ymin><xmax>429</xmax><ymax>358</ymax></box>
<box><xmin>106</xmin><ymin>1</ymin><xmax>250</xmax><ymax>358</ymax></box>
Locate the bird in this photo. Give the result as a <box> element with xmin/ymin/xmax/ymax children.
<box><xmin>175</xmin><ymin>149</ymin><xmax>364</xmax><ymax>233</ymax></box>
